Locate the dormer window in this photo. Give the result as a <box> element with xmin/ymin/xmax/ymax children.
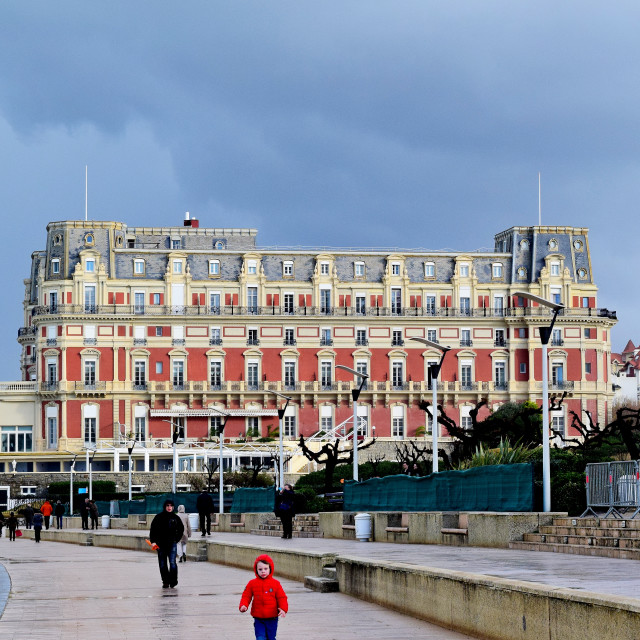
<box><xmin>550</xmin><ymin>262</ymin><xmax>560</xmax><ymax>276</ymax></box>
<box><xmin>391</xmin><ymin>263</ymin><xmax>400</xmax><ymax>276</ymax></box>
<box><xmin>84</xmin><ymin>233</ymin><xmax>95</xmax><ymax>246</ymax></box>
<box><xmin>354</xmin><ymin>261</ymin><xmax>365</xmax><ymax>278</ymax></box>
<box><xmin>209</xmin><ymin>260</ymin><xmax>220</xmax><ymax>276</ymax></box>
<box><xmin>519</xmin><ymin>239</ymin><xmax>529</xmax><ymax>250</ymax></box>
<box><xmin>214</xmin><ymin>240</ymin><xmax>225</xmax><ymax>250</ymax></box>
<box><xmin>51</xmin><ymin>259</ymin><xmax>60</xmax><ymax>275</ymax></box>
<box><xmin>171</xmin><ymin>238</ymin><xmax>181</xmax><ymax>250</ymax></box>
<box><xmin>247</xmin><ymin>260</ymin><xmax>257</xmax><ymax>275</ymax></box>
<box><xmin>85</xmin><ymin>259</ymin><xmax>95</xmax><ymax>273</ymax></box>
<box><xmin>134</xmin><ymin>259</ymin><xmax>145</xmax><ymax>275</ymax></box>
<box><xmin>548</xmin><ymin>239</ymin><xmax>558</xmax><ymax>250</ymax></box>
<box><xmin>173</xmin><ymin>260</ymin><xmax>183</xmax><ymax>274</ymax></box>
<box><xmin>320</xmin><ymin>262</ymin><xmax>329</xmax><ymax>276</ymax></box>
<box><xmin>459</xmin><ymin>263</ymin><xmax>469</xmax><ymax>277</ymax></box>
<box><xmin>283</xmin><ymin>261</ymin><xmax>293</xmax><ymax>277</ymax></box>
<box><xmin>492</xmin><ymin>263</ymin><xmax>503</xmax><ymax>279</ymax></box>
<box><xmin>424</xmin><ymin>262</ymin><xmax>435</xmax><ymax>278</ymax></box>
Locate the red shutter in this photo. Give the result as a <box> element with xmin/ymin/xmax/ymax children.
<box><xmin>299</xmin><ymin>294</ymin><xmax>306</xmax><ymax>306</ymax></box>
<box><xmin>339</xmin><ymin>295</ymin><xmax>345</xmax><ymax>306</ymax></box>
<box><xmin>233</xmin><ymin>294</ymin><xmax>239</xmax><ymax>305</ymax></box>
<box><xmin>41</xmin><ymin>327</ymin><xmax>46</xmax><ymax>337</ymax></box>
<box><xmin>225</xmin><ymin>293</ymin><xmax>232</xmax><ymax>305</ymax></box>
<box><xmin>200</xmin><ymin>293</ymin><xmax>205</xmax><ymax>306</ymax></box>
<box><xmin>410</xmin><ymin>295</ymin><xmax>416</xmax><ymax>307</ymax></box>
<box><xmin>149</xmin><ymin>293</ymin><xmax>154</xmax><ymax>305</ymax></box>
<box><xmin>446</xmin><ymin>295</ymin><xmax>452</xmax><ymax>307</ymax></box>
<box><xmin>306</xmin><ymin>294</ymin><xmax>312</xmax><ymax>306</ymax></box>
<box><xmin>377</xmin><ymin>295</ymin><xmax>383</xmax><ymax>307</ymax></box>
<box><xmin>147</xmin><ymin>326</ymin><xmax>154</xmax><ymax>336</ymax></box>
<box><xmin>588</xmin><ymin>297</ymin><xmax>595</xmax><ymax>308</ymax></box>
<box><xmin>346</xmin><ymin>295</ymin><xmax>351</xmax><ymax>306</ymax></box>
<box><xmin>477</xmin><ymin>296</ymin><xmax>483</xmax><ymax>307</ymax></box>
<box><xmin>57</xmin><ymin>325</ymin><xmax>62</xmax><ymax>337</ymax></box>
<box><xmin>159</xmin><ymin>293</ymin><xmax>164</xmax><ymax>305</ymax></box>
<box><xmin>67</xmin><ymin>292</ymin><xmax>72</xmax><ymax>304</ymax></box>
<box><xmin>370</xmin><ymin>295</ymin><xmax>377</xmax><ymax>307</ymax></box>
<box><xmin>127</xmin><ymin>294</ymin><xmax>130</xmax><ymax>304</ymax></box>
<box><xmin>115</xmin><ymin>292</ymin><xmax>124</xmax><ymax>305</ymax></box>
<box><xmin>118</xmin><ymin>326</ymin><xmax>126</xmax><ymax>337</ymax></box>
<box><xmin>266</xmin><ymin>294</ymin><xmax>273</xmax><ymax>306</ymax></box>
<box><xmin>573</xmin><ymin>296</ymin><xmax>579</xmax><ymax>308</ymax></box>
<box><xmin>273</xmin><ymin>294</ymin><xmax>279</xmax><ymax>306</ymax></box>
<box><xmin>483</xmin><ymin>296</ymin><xmax>489</xmax><ymax>308</ymax></box>
<box><xmin>44</xmin><ymin>294</ymin><xmax>47</xmax><ymax>305</ymax></box>
<box><xmin>192</xmin><ymin>293</ymin><xmax>198</xmax><ymax>305</ymax></box>
<box><xmin>440</xmin><ymin>295</ymin><xmax>446</xmax><ymax>307</ymax></box>
<box><xmin>164</xmin><ymin>326</ymin><xmax>171</xmax><ymax>337</ymax></box>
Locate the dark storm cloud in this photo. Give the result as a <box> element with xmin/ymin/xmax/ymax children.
<box><xmin>0</xmin><ymin>1</ymin><xmax>638</xmax><ymax>375</ymax></box>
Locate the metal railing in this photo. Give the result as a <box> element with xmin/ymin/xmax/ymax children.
<box><xmin>582</xmin><ymin>461</ymin><xmax>640</xmax><ymax>519</ymax></box>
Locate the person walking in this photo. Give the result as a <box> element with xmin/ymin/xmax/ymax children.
<box><xmin>196</xmin><ymin>489</ymin><xmax>214</xmax><ymax>536</ymax></box>
<box><xmin>54</xmin><ymin>500</ymin><xmax>65</xmax><ymax>529</ymax></box>
<box><xmin>33</xmin><ymin>512</ymin><xmax>44</xmax><ymax>543</ymax></box>
<box><xmin>89</xmin><ymin>500</ymin><xmax>99</xmax><ymax>530</ymax></box>
<box><xmin>149</xmin><ymin>499</ymin><xmax>184</xmax><ymax>589</ymax></box>
<box><xmin>40</xmin><ymin>500</ymin><xmax>53</xmax><ymax>530</ymax></box>
<box><xmin>79</xmin><ymin>498</ymin><xmax>90</xmax><ymax>530</ymax></box>
<box><xmin>239</xmin><ymin>554</ymin><xmax>288</xmax><ymax>640</ymax></box>
<box><xmin>275</xmin><ymin>484</ymin><xmax>296</xmax><ymax>539</ymax></box>
<box><xmin>6</xmin><ymin>512</ymin><xmax>18</xmax><ymax>542</ymax></box>
<box><xmin>22</xmin><ymin>505</ymin><xmax>34</xmax><ymax>529</ymax></box>
<box><xmin>176</xmin><ymin>504</ymin><xmax>192</xmax><ymax>563</ymax></box>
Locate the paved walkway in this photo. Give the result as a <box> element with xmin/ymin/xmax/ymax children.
<box><xmin>0</xmin><ymin>536</ymin><xmax>475</xmax><ymax>640</ymax></box>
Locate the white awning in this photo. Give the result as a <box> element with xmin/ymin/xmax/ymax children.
<box><xmin>150</xmin><ymin>409</ymin><xmax>278</xmax><ymax>418</ymax></box>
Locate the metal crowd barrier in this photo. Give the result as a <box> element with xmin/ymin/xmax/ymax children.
<box><xmin>581</xmin><ymin>461</ymin><xmax>640</xmax><ymax>519</ymax></box>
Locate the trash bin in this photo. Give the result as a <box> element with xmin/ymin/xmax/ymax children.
<box><xmin>101</xmin><ymin>515</ymin><xmax>110</xmax><ymax>529</ymax></box>
<box><xmin>354</xmin><ymin>513</ymin><xmax>372</xmax><ymax>542</ymax></box>
<box><xmin>188</xmin><ymin>513</ymin><xmax>199</xmax><ymax>534</ymax></box>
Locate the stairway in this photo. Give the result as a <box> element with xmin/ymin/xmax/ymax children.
<box><xmin>304</xmin><ymin>565</ymin><xmax>339</xmax><ymax>592</ymax></box>
<box><xmin>509</xmin><ymin>516</ymin><xmax>640</xmax><ymax>560</ymax></box>
<box><xmin>251</xmin><ymin>514</ymin><xmax>323</xmax><ymax>538</ymax></box>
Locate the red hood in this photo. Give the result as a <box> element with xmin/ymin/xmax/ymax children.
<box><xmin>253</xmin><ymin>554</ymin><xmax>275</xmax><ymax>578</ymax></box>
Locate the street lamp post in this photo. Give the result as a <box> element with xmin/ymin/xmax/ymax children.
<box><xmin>210</xmin><ymin>407</ymin><xmax>231</xmax><ymax>514</ymax></box>
<box><xmin>408</xmin><ymin>338</ymin><xmax>451</xmax><ymax>474</ymax></box>
<box><xmin>66</xmin><ymin>452</ymin><xmax>78</xmax><ymax>516</ymax></box>
<box><xmin>85</xmin><ymin>447</ymin><xmax>97</xmax><ymax>500</ymax></box>
<box><xmin>335</xmin><ymin>365</ymin><xmax>369</xmax><ymax>481</ymax></box>
<box><xmin>269</xmin><ymin>392</ymin><xmax>291</xmax><ymax>488</ymax></box>
<box><xmin>127</xmin><ymin>440</ymin><xmax>136</xmax><ymax>502</ymax></box>
<box><xmin>162</xmin><ymin>419</ymin><xmax>182</xmax><ymax>494</ymax></box>
<box><xmin>514</xmin><ymin>291</ymin><xmax>564</xmax><ymax>513</ymax></box>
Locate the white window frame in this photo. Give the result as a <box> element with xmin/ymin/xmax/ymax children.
<box><xmin>51</xmin><ymin>259</ymin><xmax>60</xmax><ymax>274</ymax></box>
<box><xmin>459</xmin><ymin>263</ymin><xmax>469</xmax><ymax>277</ymax></box>
<box><xmin>354</xmin><ymin>261</ymin><xmax>365</xmax><ymax>277</ymax></box>
<box><xmin>173</xmin><ymin>259</ymin><xmax>183</xmax><ymax>274</ymax></box>
<box><xmin>392</xmin><ymin>405</ymin><xmax>405</xmax><ymax>439</ymax></box>
<box><xmin>134</xmin><ymin>259</ymin><xmax>145</xmax><ymax>275</ymax></box>
<box><xmin>209</xmin><ymin>260</ymin><xmax>220</xmax><ymax>276</ymax></box>
<box><xmin>320</xmin><ymin>262</ymin><xmax>330</xmax><ymax>276</ymax></box>
<box><xmin>424</xmin><ymin>262</ymin><xmax>435</xmax><ymax>278</ymax></box>
<box><xmin>492</xmin><ymin>263</ymin><xmax>503</xmax><ymax>279</ymax></box>
<box><xmin>283</xmin><ymin>261</ymin><xmax>293</xmax><ymax>277</ymax></box>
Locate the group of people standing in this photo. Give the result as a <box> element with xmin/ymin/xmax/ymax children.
<box><xmin>79</xmin><ymin>498</ymin><xmax>100</xmax><ymax>530</ymax></box>
<box><xmin>0</xmin><ymin>499</ymin><xmax>67</xmax><ymax>542</ymax></box>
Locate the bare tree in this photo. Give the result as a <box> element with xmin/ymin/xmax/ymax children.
<box><xmin>298</xmin><ymin>435</ymin><xmax>377</xmax><ymax>492</ymax></box>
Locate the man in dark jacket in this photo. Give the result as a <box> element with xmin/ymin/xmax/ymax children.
<box><xmin>275</xmin><ymin>484</ymin><xmax>296</xmax><ymax>539</ymax></box>
<box><xmin>196</xmin><ymin>490</ymin><xmax>214</xmax><ymax>536</ymax></box>
<box><xmin>149</xmin><ymin>499</ymin><xmax>184</xmax><ymax>588</ymax></box>
<box><xmin>79</xmin><ymin>498</ymin><xmax>90</xmax><ymax>530</ymax></box>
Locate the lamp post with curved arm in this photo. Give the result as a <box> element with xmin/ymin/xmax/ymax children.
<box><xmin>210</xmin><ymin>407</ymin><xmax>231</xmax><ymax>514</ymax></box>
<box><xmin>269</xmin><ymin>391</ymin><xmax>291</xmax><ymax>488</ymax></box>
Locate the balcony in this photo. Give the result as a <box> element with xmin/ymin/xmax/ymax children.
<box><xmin>551</xmin><ymin>338</ymin><xmax>564</xmax><ymax>347</ymax></box>
<box><xmin>494</xmin><ymin>339</ymin><xmax>507</xmax><ymax>348</ymax></box>
<box><xmin>549</xmin><ymin>381</ymin><xmax>574</xmax><ymax>391</ymax></box>
<box><xmin>45</xmin><ymin>338</ymin><xmax>58</xmax><ymax>346</ymax></box>
<box><xmin>493</xmin><ymin>382</ymin><xmax>509</xmax><ymax>392</ymax></box>
<box><xmin>283</xmin><ymin>338</ymin><xmax>297</xmax><ymax>346</ymax></box>
<box><xmin>460</xmin><ymin>382</ymin><xmax>479</xmax><ymax>391</ymax></box>
<box><xmin>209</xmin><ymin>337</ymin><xmax>223</xmax><ymax>346</ymax></box>
<box><xmin>246</xmin><ymin>338</ymin><xmax>260</xmax><ymax>346</ymax></box>
<box><xmin>391</xmin><ymin>338</ymin><xmax>404</xmax><ymax>347</ymax></box>
<box><xmin>40</xmin><ymin>381</ymin><xmax>58</xmax><ymax>392</ymax></box>
<box><xmin>355</xmin><ymin>338</ymin><xmax>369</xmax><ymax>346</ymax></box>
<box><xmin>172</xmin><ymin>338</ymin><xmax>186</xmax><ymax>347</ymax></box>
<box><xmin>319</xmin><ymin>337</ymin><xmax>333</xmax><ymax>347</ymax></box>
<box><xmin>84</xmin><ymin>338</ymin><xmax>97</xmax><ymax>346</ymax></box>
<box><xmin>74</xmin><ymin>381</ymin><xmax>107</xmax><ymax>396</ymax></box>
<box><xmin>18</xmin><ymin>327</ymin><xmax>37</xmax><ymax>338</ymax></box>
<box><xmin>133</xmin><ymin>338</ymin><xmax>147</xmax><ymax>346</ymax></box>
<box><xmin>459</xmin><ymin>339</ymin><xmax>473</xmax><ymax>347</ymax></box>
<box><xmin>133</xmin><ymin>382</ymin><xmax>148</xmax><ymax>391</ymax></box>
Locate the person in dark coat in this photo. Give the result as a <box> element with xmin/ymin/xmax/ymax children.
<box><xmin>22</xmin><ymin>505</ymin><xmax>34</xmax><ymax>529</ymax></box>
<box><xmin>89</xmin><ymin>500</ymin><xmax>99</xmax><ymax>530</ymax></box>
<box><xmin>54</xmin><ymin>500</ymin><xmax>65</xmax><ymax>529</ymax></box>
<box><xmin>33</xmin><ymin>512</ymin><xmax>44</xmax><ymax>543</ymax></box>
<box><xmin>196</xmin><ymin>490</ymin><xmax>214</xmax><ymax>536</ymax></box>
<box><xmin>149</xmin><ymin>499</ymin><xmax>185</xmax><ymax>588</ymax></box>
<box><xmin>79</xmin><ymin>498</ymin><xmax>90</xmax><ymax>530</ymax></box>
<box><xmin>6</xmin><ymin>512</ymin><xmax>18</xmax><ymax>542</ymax></box>
<box><xmin>275</xmin><ymin>484</ymin><xmax>296</xmax><ymax>539</ymax></box>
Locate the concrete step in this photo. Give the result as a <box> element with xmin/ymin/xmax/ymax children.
<box><xmin>538</xmin><ymin>525</ymin><xmax>640</xmax><ymax>539</ymax></box>
<box><xmin>553</xmin><ymin>517</ymin><xmax>640</xmax><ymax>529</ymax></box>
<box><xmin>304</xmin><ymin>574</ymin><xmax>339</xmax><ymax>593</ymax></box>
<box><xmin>509</xmin><ymin>540</ymin><xmax>640</xmax><ymax>560</ymax></box>
<box><xmin>523</xmin><ymin>532</ymin><xmax>640</xmax><ymax>549</ymax></box>
<box><xmin>250</xmin><ymin>529</ymin><xmax>324</xmax><ymax>538</ymax></box>
<box><xmin>322</xmin><ymin>566</ymin><xmax>337</xmax><ymax>580</ymax></box>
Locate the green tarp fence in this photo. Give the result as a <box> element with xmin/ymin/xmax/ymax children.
<box><xmin>230</xmin><ymin>487</ymin><xmax>276</xmax><ymax>513</ymax></box>
<box><xmin>344</xmin><ymin>463</ymin><xmax>535</xmax><ymax>512</ymax></box>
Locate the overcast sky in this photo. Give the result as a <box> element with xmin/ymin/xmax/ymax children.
<box><xmin>0</xmin><ymin>2</ymin><xmax>638</xmax><ymax>379</ymax></box>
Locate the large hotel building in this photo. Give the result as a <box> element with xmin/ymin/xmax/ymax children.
<box><xmin>1</xmin><ymin>216</ymin><xmax>617</xmax><ymax>485</ymax></box>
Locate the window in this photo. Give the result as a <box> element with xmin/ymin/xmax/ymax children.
<box><xmin>247</xmin><ymin>260</ymin><xmax>257</xmax><ymax>275</ymax></box>
<box><xmin>460</xmin><ymin>297</ymin><xmax>470</xmax><ymax>315</ymax></box>
<box><xmin>283</xmin><ymin>414</ymin><xmax>296</xmax><ymax>438</ymax></box>
<box><xmin>391</xmin><ymin>361</ymin><xmax>404</xmax><ymax>388</ymax></box>
<box><xmin>552</xmin><ymin>329</ymin><xmax>563</xmax><ymax>346</ymax></box>
<box><xmin>427</xmin><ymin>329</ymin><xmax>437</xmax><ymax>342</ymax></box>
<box><xmin>425</xmin><ymin>296</ymin><xmax>436</xmax><ymax>315</ymax></box>
<box><xmin>172</xmin><ymin>360</ymin><xmax>185</xmax><ymax>389</ymax></box>
<box><xmin>551</xmin><ymin>362</ymin><xmax>564</xmax><ymax>386</ymax></box>
<box><xmin>460</xmin><ymin>329</ymin><xmax>471</xmax><ymax>347</ymax></box>
<box><xmin>392</xmin><ymin>406</ymin><xmax>405</xmax><ymax>439</ymax></box>
<box><xmin>46</xmin><ymin>407</ymin><xmax>58</xmax><ymax>449</ymax></box>
<box><xmin>247</xmin><ymin>287</ymin><xmax>258</xmax><ymax>314</ymax></box>
<box><xmin>210</xmin><ymin>327</ymin><xmax>221</xmax><ymax>345</ymax></box>
<box><xmin>356</xmin><ymin>329</ymin><xmax>367</xmax><ymax>346</ymax></box>
<box><xmin>84</xmin><ymin>360</ymin><xmax>96</xmax><ymax>387</ymax></box>
<box><xmin>155</xmin><ymin>326</ymin><xmax>163</xmax><ymax>337</ymax></box>
<box><xmin>494</xmin><ymin>362</ymin><xmax>507</xmax><ymax>390</ymax></box>
<box><xmin>171</xmin><ymin>239</ymin><xmax>181</xmax><ymax>249</ymax></box>
<box><xmin>283</xmin><ymin>293</ymin><xmax>294</xmax><ymax>314</ymax></box>
<box><xmin>210</xmin><ymin>292</ymin><xmax>221</xmax><ymax>314</ymax></box>
<box><xmin>21</xmin><ymin>486</ymin><xmax>37</xmax><ymax>496</ymax></box>
<box><xmin>173</xmin><ymin>260</ymin><xmax>183</xmax><ymax>274</ymax></box>
<box><xmin>247</xmin><ymin>328</ymin><xmax>259</xmax><ymax>345</ymax></box>
<box><xmin>83</xmin><ymin>405</ymin><xmax>97</xmax><ymax>447</ymax></box>
<box><xmin>210</xmin><ymin>415</ymin><xmax>223</xmax><ymax>437</ymax></box>
<box><xmin>519</xmin><ymin>239</ymin><xmax>530</xmax><ymax>250</ymax></box>
<box><xmin>495</xmin><ymin>329</ymin><xmax>505</xmax><ymax>346</ymax></box>
<box><xmin>391</xmin><ymin>288</ymin><xmax>402</xmax><ymax>315</ymax></box>
<box><xmin>320</xmin><ymin>406</ymin><xmax>333</xmax><ymax>433</ymax></box>
<box><xmin>134</xmin><ymin>360</ymin><xmax>146</xmax><ymax>389</ymax></box>
<box><xmin>461</xmin><ymin>363</ymin><xmax>472</xmax><ymax>389</ymax></box>
<box><xmin>356</xmin><ymin>404</ymin><xmax>368</xmax><ymax>436</ymax></box>
<box><xmin>134</xmin><ymin>259</ymin><xmax>145</xmax><ymax>275</ymax></box>
<box><xmin>552</xmin><ymin>413</ymin><xmax>565</xmax><ymax>438</ymax></box>
<box><xmin>284</xmin><ymin>328</ymin><xmax>295</xmax><ymax>345</ymax></box>
<box><xmin>84</xmin><ymin>285</ymin><xmax>96</xmax><ymax>312</ymax></box>
<box><xmin>392</xmin><ymin>329</ymin><xmax>403</xmax><ymax>346</ymax></box>
<box><xmin>356</xmin><ymin>360</ymin><xmax>368</xmax><ymax>380</ymax></box>
<box><xmin>584</xmin><ymin>328</ymin><xmax>593</xmax><ymax>339</ymax></box>
<box><xmin>155</xmin><ymin>361</ymin><xmax>163</xmax><ymax>374</ymax></box>
<box><xmin>460</xmin><ymin>407</ymin><xmax>472</xmax><ymax>430</ymax></box>
<box><xmin>321</xmin><ymin>328</ymin><xmax>332</xmax><ymax>346</ymax></box>
<box><xmin>520</xmin><ymin>363</ymin><xmax>527</xmax><ymax>374</ymax></box>
<box><xmin>548</xmin><ymin>239</ymin><xmax>558</xmax><ymax>250</ymax></box>
<box><xmin>1</xmin><ymin>426</ymin><xmax>33</xmax><ymax>452</ymax></box>
<box><xmin>134</xmin><ymin>291</ymin><xmax>145</xmax><ymax>314</ymax></box>
<box><xmin>210</xmin><ymin>360</ymin><xmax>222</xmax><ymax>389</ymax></box>
<box><xmin>582</xmin><ymin>297</ymin><xmax>589</xmax><ymax>308</ymax></box>
<box><xmin>424</xmin><ymin>262</ymin><xmax>435</xmax><ymax>278</ymax></box>
<box><xmin>51</xmin><ymin>259</ymin><xmax>60</xmax><ymax>274</ymax></box>
<box><xmin>355</xmin><ymin>294</ymin><xmax>366</xmax><ymax>315</ymax></box>
<box><xmin>283</xmin><ymin>261</ymin><xmax>293</xmax><ymax>277</ymax></box>
<box><xmin>550</xmin><ymin>262</ymin><xmax>560</xmax><ymax>276</ymax></box>
<box><xmin>320</xmin><ymin>288</ymin><xmax>331</xmax><ymax>314</ymax></box>
<box><xmin>355</xmin><ymin>262</ymin><xmax>365</xmax><ymax>277</ymax></box>
<box><xmin>215</xmin><ymin>240</ymin><xmax>225</xmax><ymax>250</ymax></box>
<box><xmin>85</xmin><ymin>259</ymin><xmax>95</xmax><ymax>273</ymax></box>
<box><xmin>517</xmin><ymin>267</ymin><xmax>527</xmax><ymax>279</ymax></box>
<box><xmin>391</xmin><ymin>263</ymin><xmax>400</xmax><ymax>276</ymax></box>
<box><xmin>246</xmin><ymin>416</ymin><xmax>259</xmax><ymax>438</ymax></box>
<box><xmin>320</xmin><ymin>361</ymin><xmax>332</xmax><ymax>388</ymax></box>
<box><xmin>49</xmin><ymin>291</ymin><xmax>58</xmax><ymax>313</ymax></box>
<box><xmin>585</xmin><ymin>362</ymin><xmax>592</xmax><ymax>374</ymax></box>
<box><xmin>247</xmin><ymin>361</ymin><xmax>259</xmax><ymax>390</ymax></box>
<box><xmin>134</xmin><ymin>406</ymin><xmax>146</xmax><ymax>442</ymax></box>
<box><xmin>172</xmin><ymin>417</ymin><xmax>185</xmax><ymax>441</ymax></box>
<box><xmin>492</xmin><ymin>263</ymin><xmax>503</xmax><ymax>279</ymax></box>
<box><xmin>152</xmin><ymin>293</ymin><xmax>161</xmax><ymax>305</ymax></box>
<box><xmin>459</xmin><ymin>263</ymin><xmax>469</xmax><ymax>277</ymax></box>
<box><xmin>284</xmin><ymin>361</ymin><xmax>296</xmax><ymax>389</ymax></box>
<box><xmin>517</xmin><ymin>328</ymin><xmax>527</xmax><ymax>338</ymax></box>
<box><xmin>320</xmin><ymin>262</ymin><xmax>330</xmax><ymax>276</ymax></box>
<box><xmin>209</xmin><ymin>260</ymin><xmax>220</xmax><ymax>276</ymax></box>
<box><xmin>494</xmin><ymin>296</ymin><xmax>504</xmax><ymax>316</ymax></box>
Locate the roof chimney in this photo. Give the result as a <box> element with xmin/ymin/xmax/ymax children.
<box><xmin>184</xmin><ymin>211</ymin><xmax>191</xmax><ymax>226</ymax></box>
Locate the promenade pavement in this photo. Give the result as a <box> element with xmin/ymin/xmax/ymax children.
<box><xmin>0</xmin><ymin>534</ymin><xmax>476</xmax><ymax>640</ymax></box>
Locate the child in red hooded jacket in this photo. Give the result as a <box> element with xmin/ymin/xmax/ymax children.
<box><xmin>239</xmin><ymin>554</ymin><xmax>288</xmax><ymax>640</ymax></box>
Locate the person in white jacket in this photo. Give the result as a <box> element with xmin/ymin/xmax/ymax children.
<box><xmin>176</xmin><ymin>504</ymin><xmax>192</xmax><ymax>563</ymax></box>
